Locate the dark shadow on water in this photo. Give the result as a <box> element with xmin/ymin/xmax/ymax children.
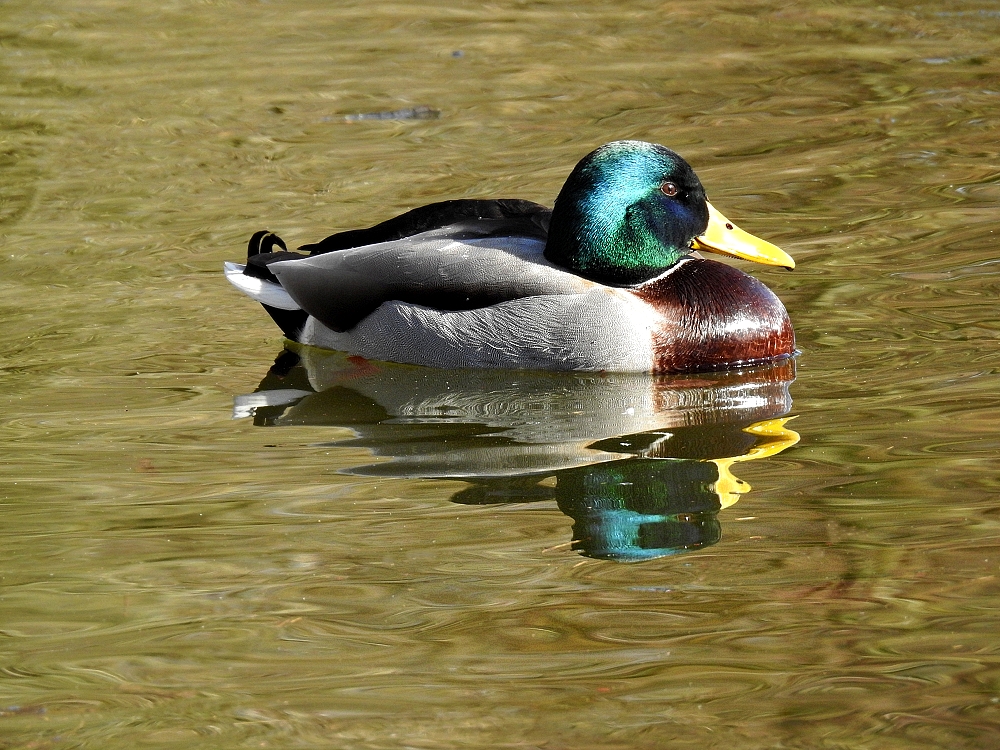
<box><xmin>235</xmin><ymin>347</ymin><xmax>799</xmax><ymax>562</ymax></box>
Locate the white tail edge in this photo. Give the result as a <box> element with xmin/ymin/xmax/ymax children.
<box><xmin>224</xmin><ymin>262</ymin><xmax>301</xmax><ymax>310</ymax></box>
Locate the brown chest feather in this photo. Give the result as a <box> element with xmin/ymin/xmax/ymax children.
<box><xmin>633</xmin><ymin>259</ymin><xmax>795</xmax><ymax>374</ymax></box>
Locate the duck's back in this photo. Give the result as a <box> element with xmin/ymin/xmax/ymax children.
<box><xmin>268</xmin><ymin>230</ymin><xmax>595</xmax><ymax>333</ymax></box>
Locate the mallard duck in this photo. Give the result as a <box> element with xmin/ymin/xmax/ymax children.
<box><xmin>225</xmin><ymin>140</ymin><xmax>795</xmax><ymax>373</ymax></box>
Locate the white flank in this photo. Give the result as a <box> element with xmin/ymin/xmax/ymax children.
<box><xmin>297</xmin><ymin>288</ymin><xmax>657</xmax><ymax>372</ymax></box>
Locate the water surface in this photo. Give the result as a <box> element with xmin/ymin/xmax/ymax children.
<box><xmin>2</xmin><ymin>1</ymin><xmax>1000</xmax><ymax>747</ymax></box>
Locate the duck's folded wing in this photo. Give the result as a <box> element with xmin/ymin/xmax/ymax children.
<box><xmin>269</xmin><ymin>230</ymin><xmax>595</xmax><ymax>332</ymax></box>
<box><xmin>298</xmin><ymin>199</ymin><xmax>550</xmax><ymax>254</ymax></box>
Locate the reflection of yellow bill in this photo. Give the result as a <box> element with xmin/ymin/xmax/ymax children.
<box><xmin>709</xmin><ymin>417</ymin><xmax>800</xmax><ymax>509</ymax></box>
<box><xmin>691</xmin><ymin>202</ymin><xmax>795</xmax><ymax>270</ymax></box>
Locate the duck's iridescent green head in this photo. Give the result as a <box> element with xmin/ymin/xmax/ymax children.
<box><xmin>544</xmin><ymin>141</ymin><xmax>709</xmax><ymax>285</ymax></box>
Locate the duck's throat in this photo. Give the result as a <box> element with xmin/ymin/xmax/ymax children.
<box><xmin>544</xmin><ymin>203</ymin><xmax>690</xmax><ymax>286</ymax></box>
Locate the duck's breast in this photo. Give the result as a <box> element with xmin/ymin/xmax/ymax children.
<box><xmin>632</xmin><ymin>258</ymin><xmax>795</xmax><ymax>373</ymax></box>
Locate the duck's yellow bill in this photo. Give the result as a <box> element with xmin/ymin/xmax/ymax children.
<box><xmin>690</xmin><ymin>202</ymin><xmax>794</xmax><ymax>270</ymax></box>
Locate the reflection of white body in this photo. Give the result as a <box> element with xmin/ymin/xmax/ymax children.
<box><xmin>235</xmin><ymin>348</ymin><xmax>795</xmax><ymax>477</ymax></box>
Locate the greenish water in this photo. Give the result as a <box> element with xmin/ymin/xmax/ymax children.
<box><xmin>3</xmin><ymin>1</ymin><xmax>1000</xmax><ymax>747</ymax></box>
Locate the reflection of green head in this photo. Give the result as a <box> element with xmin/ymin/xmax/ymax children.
<box><xmin>554</xmin><ymin>458</ymin><xmax>723</xmax><ymax>562</ymax></box>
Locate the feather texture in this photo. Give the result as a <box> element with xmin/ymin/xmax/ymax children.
<box><xmin>269</xmin><ymin>233</ymin><xmax>595</xmax><ymax>332</ymax></box>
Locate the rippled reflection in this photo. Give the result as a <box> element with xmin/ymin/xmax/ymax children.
<box><xmin>234</xmin><ymin>348</ymin><xmax>799</xmax><ymax>561</ymax></box>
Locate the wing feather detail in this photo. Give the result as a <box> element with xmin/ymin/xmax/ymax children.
<box><xmin>269</xmin><ymin>232</ymin><xmax>595</xmax><ymax>331</ymax></box>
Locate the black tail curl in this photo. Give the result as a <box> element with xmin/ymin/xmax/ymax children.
<box><xmin>244</xmin><ymin>230</ymin><xmax>307</xmax><ymax>284</ymax></box>
<box><xmin>243</xmin><ymin>230</ymin><xmax>309</xmax><ymax>340</ymax></box>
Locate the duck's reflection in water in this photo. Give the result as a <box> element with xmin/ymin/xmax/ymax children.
<box><xmin>235</xmin><ymin>348</ymin><xmax>799</xmax><ymax>562</ymax></box>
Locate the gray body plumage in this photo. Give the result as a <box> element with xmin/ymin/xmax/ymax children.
<box><xmin>269</xmin><ymin>229</ymin><xmax>591</xmax><ymax>331</ymax></box>
<box><xmin>226</xmin><ymin>231</ymin><xmax>662</xmax><ymax>371</ymax></box>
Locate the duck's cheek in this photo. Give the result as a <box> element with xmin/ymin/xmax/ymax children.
<box><xmin>655</xmin><ymin>199</ymin><xmax>707</xmax><ymax>248</ymax></box>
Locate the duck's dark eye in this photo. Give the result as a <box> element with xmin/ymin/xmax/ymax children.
<box><xmin>660</xmin><ymin>181</ymin><xmax>678</xmax><ymax>197</ymax></box>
